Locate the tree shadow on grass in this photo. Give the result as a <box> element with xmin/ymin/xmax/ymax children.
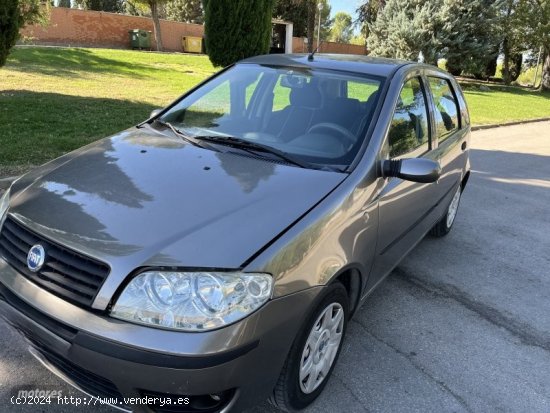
<box><xmin>0</xmin><ymin>90</ymin><xmax>157</xmax><ymax>174</ymax></box>
<box><xmin>6</xmin><ymin>47</ymin><xmax>168</xmax><ymax>79</ymax></box>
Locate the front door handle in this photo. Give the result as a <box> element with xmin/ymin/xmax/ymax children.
<box><xmin>461</xmin><ymin>141</ymin><xmax>467</xmax><ymax>151</ymax></box>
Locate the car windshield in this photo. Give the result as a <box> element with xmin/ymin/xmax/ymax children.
<box><xmin>159</xmin><ymin>63</ymin><xmax>384</xmax><ymax>170</ymax></box>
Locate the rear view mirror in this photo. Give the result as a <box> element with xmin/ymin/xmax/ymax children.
<box><xmin>383</xmin><ymin>158</ymin><xmax>441</xmax><ymax>183</ymax></box>
<box><xmin>280</xmin><ymin>72</ymin><xmax>309</xmax><ymax>89</ymax></box>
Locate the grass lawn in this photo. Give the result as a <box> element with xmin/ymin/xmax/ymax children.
<box><xmin>1</xmin><ymin>47</ymin><xmax>216</xmax><ymax>176</ymax></box>
<box><xmin>458</xmin><ymin>81</ymin><xmax>550</xmax><ymax>126</ymax></box>
<box><xmin>2</xmin><ymin>46</ymin><xmax>550</xmax><ymax>176</ymax></box>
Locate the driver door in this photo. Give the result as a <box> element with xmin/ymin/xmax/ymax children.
<box><xmin>370</xmin><ymin>75</ymin><xmax>440</xmax><ymax>282</ymax></box>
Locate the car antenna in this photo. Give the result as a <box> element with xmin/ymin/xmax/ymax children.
<box><xmin>308</xmin><ymin>41</ymin><xmax>324</xmax><ymax>61</ymax></box>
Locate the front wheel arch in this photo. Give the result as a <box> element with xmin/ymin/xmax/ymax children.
<box><xmin>331</xmin><ymin>267</ymin><xmax>364</xmax><ymax>318</ymax></box>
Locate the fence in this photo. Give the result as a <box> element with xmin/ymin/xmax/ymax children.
<box><xmin>291</xmin><ymin>37</ymin><xmax>366</xmax><ymax>55</ymax></box>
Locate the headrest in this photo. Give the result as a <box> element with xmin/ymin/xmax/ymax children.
<box><xmin>289</xmin><ymin>83</ymin><xmax>322</xmax><ymax>108</ymax></box>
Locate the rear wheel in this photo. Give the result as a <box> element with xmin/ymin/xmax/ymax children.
<box><xmin>269</xmin><ymin>282</ymin><xmax>349</xmax><ymax>412</ymax></box>
<box><xmin>430</xmin><ymin>184</ymin><xmax>462</xmax><ymax>237</ymax></box>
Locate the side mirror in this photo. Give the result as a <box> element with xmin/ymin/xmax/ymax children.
<box><xmin>382</xmin><ymin>158</ymin><xmax>441</xmax><ymax>183</ymax></box>
<box><xmin>149</xmin><ymin>108</ymin><xmax>163</xmax><ymax>119</ymax></box>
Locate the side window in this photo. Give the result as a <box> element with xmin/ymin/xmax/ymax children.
<box><xmin>180</xmin><ymin>80</ymin><xmax>231</xmax><ymax>128</ymax></box>
<box><xmin>455</xmin><ymin>85</ymin><xmax>470</xmax><ymax>126</ymax></box>
<box><xmin>388</xmin><ymin>77</ymin><xmax>430</xmax><ymax>158</ymax></box>
<box><xmin>347</xmin><ymin>80</ymin><xmax>378</xmax><ymax>102</ymax></box>
<box><xmin>428</xmin><ymin>77</ymin><xmax>460</xmax><ymax>140</ymax></box>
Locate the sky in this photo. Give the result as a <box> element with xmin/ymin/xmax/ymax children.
<box><xmin>328</xmin><ymin>0</ymin><xmax>361</xmax><ymax>22</ymax></box>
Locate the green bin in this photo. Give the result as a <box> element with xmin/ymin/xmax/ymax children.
<box><xmin>129</xmin><ymin>29</ymin><xmax>152</xmax><ymax>50</ymax></box>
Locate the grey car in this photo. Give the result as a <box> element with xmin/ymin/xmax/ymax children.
<box><xmin>0</xmin><ymin>54</ymin><xmax>470</xmax><ymax>412</ymax></box>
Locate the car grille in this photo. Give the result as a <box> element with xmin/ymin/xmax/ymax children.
<box><xmin>0</xmin><ymin>216</ymin><xmax>110</xmax><ymax>308</ymax></box>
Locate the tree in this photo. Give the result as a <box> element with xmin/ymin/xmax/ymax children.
<box><xmin>357</xmin><ymin>0</ymin><xmax>384</xmax><ymax>43</ymax></box>
<box><xmin>515</xmin><ymin>0</ymin><xmax>550</xmax><ymax>90</ymax></box>
<box><xmin>123</xmin><ymin>0</ymin><xmax>149</xmax><ymax>16</ymax></box>
<box><xmin>329</xmin><ymin>11</ymin><xmax>353</xmax><ymax>43</ymax></box>
<box><xmin>366</xmin><ymin>0</ymin><xmax>501</xmax><ymax>71</ymax></box>
<box><xmin>130</xmin><ymin>0</ymin><xmax>169</xmax><ymax>51</ymax></box>
<box><xmin>316</xmin><ymin>0</ymin><xmax>331</xmax><ymax>42</ymax></box>
<box><xmin>57</xmin><ymin>0</ymin><xmax>71</xmax><ymax>7</ymax></box>
<box><xmin>204</xmin><ymin>0</ymin><xmax>274</xmax><ymax>67</ymax></box>
<box><xmin>367</xmin><ymin>0</ymin><xmax>442</xmax><ymax>64</ymax></box>
<box><xmin>73</xmin><ymin>0</ymin><xmax>124</xmax><ymax>12</ymax></box>
<box><xmin>1</xmin><ymin>0</ymin><xmax>47</xmax><ymax>67</ymax></box>
<box><xmin>441</xmin><ymin>0</ymin><xmax>501</xmax><ymax>77</ymax></box>
<box><xmin>272</xmin><ymin>0</ymin><xmax>330</xmax><ymax>52</ymax></box>
<box><xmin>273</xmin><ymin>0</ymin><xmax>308</xmax><ymax>37</ymax></box>
<box><xmin>349</xmin><ymin>34</ymin><xmax>366</xmax><ymax>46</ymax></box>
<box><xmin>165</xmin><ymin>0</ymin><xmax>203</xmax><ymax>23</ymax></box>
<box><xmin>497</xmin><ymin>0</ymin><xmax>526</xmax><ymax>84</ymax></box>
<box><xmin>303</xmin><ymin>0</ymin><xmax>330</xmax><ymax>52</ymax></box>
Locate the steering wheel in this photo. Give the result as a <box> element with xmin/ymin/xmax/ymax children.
<box><xmin>307</xmin><ymin>123</ymin><xmax>356</xmax><ymax>147</ymax></box>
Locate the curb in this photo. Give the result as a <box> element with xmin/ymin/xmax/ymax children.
<box><xmin>472</xmin><ymin>117</ymin><xmax>550</xmax><ymax>131</ymax></box>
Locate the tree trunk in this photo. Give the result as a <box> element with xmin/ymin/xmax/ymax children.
<box><xmin>306</xmin><ymin>0</ymin><xmax>315</xmax><ymax>53</ymax></box>
<box><xmin>541</xmin><ymin>48</ymin><xmax>550</xmax><ymax>91</ymax></box>
<box><xmin>149</xmin><ymin>0</ymin><xmax>163</xmax><ymax>51</ymax></box>
<box><xmin>502</xmin><ymin>37</ymin><xmax>510</xmax><ymax>85</ymax></box>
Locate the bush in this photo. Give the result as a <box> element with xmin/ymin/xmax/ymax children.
<box><xmin>204</xmin><ymin>0</ymin><xmax>273</xmax><ymax>67</ymax></box>
<box><xmin>0</xmin><ymin>0</ymin><xmax>21</xmax><ymax>66</ymax></box>
<box><xmin>1</xmin><ymin>0</ymin><xmax>47</xmax><ymax>67</ymax></box>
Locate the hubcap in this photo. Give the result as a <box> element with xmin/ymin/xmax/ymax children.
<box><xmin>299</xmin><ymin>303</ymin><xmax>344</xmax><ymax>394</ymax></box>
<box><xmin>446</xmin><ymin>186</ymin><xmax>461</xmax><ymax>228</ymax></box>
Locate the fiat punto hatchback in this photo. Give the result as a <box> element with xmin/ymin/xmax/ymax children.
<box><xmin>0</xmin><ymin>54</ymin><xmax>470</xmax><ymax>412</ymax></box>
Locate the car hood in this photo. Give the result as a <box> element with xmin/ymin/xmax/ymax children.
<box><xmin>8</xmin><ymin>128</ymin><xmax>346</xmax><ymax>271</ymax></box>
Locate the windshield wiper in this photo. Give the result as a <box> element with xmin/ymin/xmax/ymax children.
<box><xmin>193</xmin><ymin>135</ymin><xmax>312</xmax><ymax>169</ymax></box>
<box><xmin>153</xmin><ymin>120</ymin><xmax>219</xmax><ymax>151</ymax></box>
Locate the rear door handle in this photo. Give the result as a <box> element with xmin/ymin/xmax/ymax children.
<box><xmin>461</xmin><ymin>141</ymin><xmax>467</xmax><ymax>151</ymax></box>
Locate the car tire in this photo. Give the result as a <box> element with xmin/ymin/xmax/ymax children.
<box><xmin>430</xmin><ymin>184</ymin><xmax>462</xmax><ymax>237</ymax></box>
<box><xmin>269</xmin><ymin>282</ymin><xmax>349</xmax><ymax>412</ymax></box>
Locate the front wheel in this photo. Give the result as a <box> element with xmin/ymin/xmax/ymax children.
<box><xmin>430</xmin><ymin>184</ymin><xmax>462</xmax><ymax>237</ymax></box>
<box><xmin>269</xmin><ymin>282</ymin><xmax>349</xmax><ymax>412</ymax></box>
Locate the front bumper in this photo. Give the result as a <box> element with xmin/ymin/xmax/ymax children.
<box><xmin>0</xmin><ymin>260</ymin><xmax>322</xmax><ymax>412</ymax></box>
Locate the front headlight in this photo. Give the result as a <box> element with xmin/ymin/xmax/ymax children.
<box><xmin>111</xmin><ymin>271</ymin><xmax>273</xmax><ymax>331</ymax></box>
<box><xmin>0</xmin><ymin>190</ymin><xmax>10</xmax><ymax>226</ymax></box>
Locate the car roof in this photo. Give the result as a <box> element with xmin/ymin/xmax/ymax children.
<box><xmin>239</xmin><ymin>53</ymin><xmax>415</xmax><ymax>77</ymax></box>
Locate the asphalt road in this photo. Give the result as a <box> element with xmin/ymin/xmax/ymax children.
<box><xmin>1</xmin><ymin>121</ymin><xmax>549</xmax><ymax>413</ymax></box>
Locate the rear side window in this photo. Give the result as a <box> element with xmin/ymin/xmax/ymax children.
<box><xmin>455</xmin><ymin>85</ymin><xmax>470</xmax><ymax>126</ymax></box>
<box><xmin>388</xmin><ymin>77</ymin><xmax>430</xmax><ymax>158</ymax></box>
<box><xmin>347</xmin><ymin>80</ymin><xmax>378</xmax><ymax>102</ymax></box>
<box><xmin>428</xmin><ymin>77</ymin><xmax>460</xmax><ymax>140</ymax></box>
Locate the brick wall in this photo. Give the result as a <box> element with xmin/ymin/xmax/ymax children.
<box><xmin>21</xmin><ymin>7</ymin><xmax>367</xmax><ymax>55</ymax></box>
<box><xmin>20</xmin><ymin>8</ymin><xmax>204</xmax><ymax>51</ymax></box>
